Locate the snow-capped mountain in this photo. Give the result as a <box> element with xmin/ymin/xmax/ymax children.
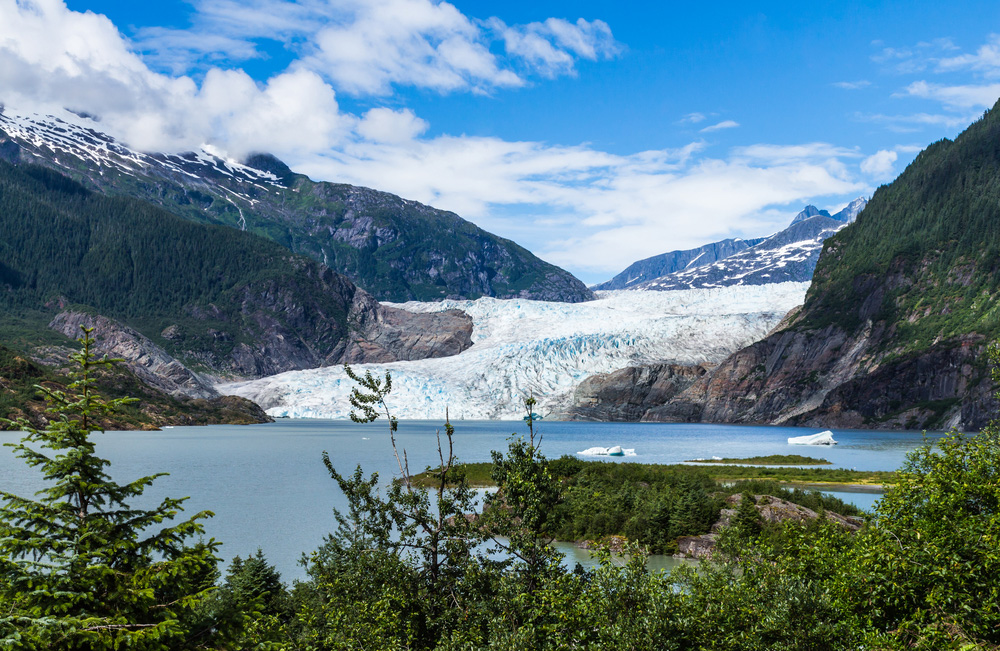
<box><xmin>0</xmin><ymin>107</ymin><xmax>285</xmax><ymax>206</ymax></box>
<box><xmin>218</xmin><ymin>283</ymin><xmax>809</xmax><ymax>420</ymax></box>
<box><xmin>0</xmin><ymin>106</ymin><xmax>592</xmax><ymax>303</ymax></box>
<box><xmin>591</xmin><ymin>237</ymin><xmax>768</xmax><ymax>291</ymax></box>
<box><xmin>603</xmin><ymin>199</ymin><xmax>867</xmax><ymax>292</ymax></box>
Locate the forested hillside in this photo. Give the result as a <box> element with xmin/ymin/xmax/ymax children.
<box><xmin>0</xmin><ymin>110</ymin><xmax>594</xmax><ymax>303</ymax></box>
<box><xmin>0</xmin><ymin>160</ymin><xmax>472</xmax><ymax>379</ymax></box>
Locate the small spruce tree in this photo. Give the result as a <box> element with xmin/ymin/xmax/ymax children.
<box><xmin>0</xmin><ymin>326</ymin><xmax>221</xmax><ymax>650</ymax></box>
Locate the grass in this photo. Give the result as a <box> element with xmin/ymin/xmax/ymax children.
<box><xmin>685</xmin><ymin>454</ymin><xmax>832</xmax><ymax>466</ymax></box>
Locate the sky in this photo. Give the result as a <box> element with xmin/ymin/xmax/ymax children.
<box><xmin>3</xmin><ymin>1</ymin><xmax>1000</xmax><ymax>284</ymax></box>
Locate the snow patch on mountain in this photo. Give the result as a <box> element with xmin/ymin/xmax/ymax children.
<box><xmin>0</xmin><ymin>107</ymin><xmax>282</xmax><ymax>203</ymax></box>
<box><xmin>218</xmin><ymin>283</ymin><xmax>809</xmax><ymax>420</ymax></box>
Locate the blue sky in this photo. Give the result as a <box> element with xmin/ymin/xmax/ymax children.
<box><xmin>6</xmin><ymin>0</ymin><xmax>1000</xmax><ymax>283</ymax></box>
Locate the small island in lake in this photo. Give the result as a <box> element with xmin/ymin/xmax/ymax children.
<box><xmin>685</xmin><ymin>454</ymin><xmax>832</xmax><ymax>466</ymax></box>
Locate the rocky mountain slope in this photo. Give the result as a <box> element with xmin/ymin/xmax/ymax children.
<box><xmin>0</xmin><ymin>107</ymin><xmax>592</xmax><ymax>303</ymax></box>
<box><xmin>646</xmin><ymin>106</ymin><xmax>1000</xmax><ymax>431</ymax></box>
<box><xmin>0</xmin><ymin>160</ymin><xmax>472</xmax><ymax>383</ymax></box>
<box><xmin>0</xmin><ymin>343</ymin><xmax>271</xmax><ymax>430</ymax></box>
<box><xmin>596</xmin><ymin>199</ymin><xmax>866</xmax><ymax>292</ymax></box>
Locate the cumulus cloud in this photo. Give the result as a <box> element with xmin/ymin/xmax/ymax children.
<box><xmin>495</xmin><ymin>17</ymin><xmax>619</xmax><ymax>78</ymax></box>
<box><xmin>699</xmin><ymin>120</ymin><xmax>740</xmax><ymax>133</ymax></box>
<box><xmin>129</xmin><ymin>0</ymin><xmax>620</xmax><ymax>95</ymax></box>
<box><xmin>357</xmin><ymin>107</ymin><xmax>429</xmax><ymax>143</ymax></box>
<box><xmin>861</xmin><ymin>149</ymin><xmax>898</xmax><ymax>181</ymax></box>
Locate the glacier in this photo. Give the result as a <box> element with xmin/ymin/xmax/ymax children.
<box><xmin>218</xmin><ymin>283</ymin><xmax>809</xmax><ymax>421</ymax></box>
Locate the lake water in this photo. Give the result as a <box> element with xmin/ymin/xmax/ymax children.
<box><xmin>0</xmin><ymin>419</ymin><xmax>940</xmax><ymax>581</ymax></box>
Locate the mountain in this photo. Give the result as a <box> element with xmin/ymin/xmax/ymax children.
<box><xmin>220</xmin><ymin>283</ymin><xmax>809</xmax><ymax>420</ymax></box>
<box><xmin>0</xmin><ymin>343</ymin><xmax>271</xmax><ymax>430</ymax></box>
<box><xmin>0</xmin><ymin>159</ymin><xmax>472</xmax><ymax>383</ymax></box>
<box><xmin>591</xmin><ymin>237</ymin><xmax>767</xmax><ymax>290</ymax></box>
<box><xmin>596</xmin><ymin>199</ymin><xmax>866</xmax><ymax>293</ymax></box>
<box><xmin>646</xmin><ymin>105</ymin><xmax>1000</xmax><ymax>431</ymax></box>
<box><xmin>788</xmin><ymin>204</ymin><xmax>831</xmax><ymax>225</ymax></box>
<box><xmin>0</xmin><ymin>107</ymin><xmax>592</xmax><ymax>303</ymax></box>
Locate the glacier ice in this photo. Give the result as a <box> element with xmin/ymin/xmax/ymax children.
<box><xmin>218</xmin><ymin>283</ymin><xmax>809</xmax><ymax>421</ymax></box>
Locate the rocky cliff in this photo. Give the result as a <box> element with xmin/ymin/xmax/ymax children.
<box><xmin>560</xmin><ymin>363</ymin><xmax>711</xmax><ymax>421</ymax></box>
<box><xmin>50</xmin><ymin>311</ymin><xmax>219</xmax><ymax>399</ymax></box>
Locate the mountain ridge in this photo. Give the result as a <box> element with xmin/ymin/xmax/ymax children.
<box><xmin>0</xmin><ymin>106</ymin><xmax>593</xmax><ymax>303</ymax></box>
<box><xmin>595</xmin><ymin>198</ymin><xmax>866</xmax><ymax>293</ymax></box>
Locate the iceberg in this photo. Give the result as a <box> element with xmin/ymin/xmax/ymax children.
<box><xmin>578</xmin><ymin>446</ymin><xmax>636</xmax><ymax>457</ymax></box>
<box><xmin>788</xmin><ymin>430</ymin><xmax>837</xmax><ymax>446</ymax></box>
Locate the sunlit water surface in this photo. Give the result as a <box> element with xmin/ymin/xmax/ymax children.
<box><xmin>0</xmin><ymin>420</ymin><xmax>941</xmax><ymax>580</ymax></box>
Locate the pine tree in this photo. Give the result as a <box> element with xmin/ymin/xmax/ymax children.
<box><xmin>0</xmin><ymin>327</ymin><xmax>221</xmax><ymax>650</ymax></box>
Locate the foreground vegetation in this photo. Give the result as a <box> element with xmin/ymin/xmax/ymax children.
<box><xmin>0</xmin><ymin>333</ymin><xmax>998</xmax><ymax>649</ymax></box>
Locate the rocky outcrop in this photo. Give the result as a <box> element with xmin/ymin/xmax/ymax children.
<box><xmin>341</xmin><ymin>292</ymin><xmax>473</xmax><ymax>364</ymax></box>
<box><xmin>50</xmin><ymin>311</ymin><xmax>219</xmax><ymax>400</ymax></box>
<box><xmin>560</xmin><ymin>363</ymin><xmax>711</xmax><ymax>421</ymax></box>
<box><xmin>646</xmin><ymin>317</ymin><xmax>997</xmax><ymax>431</ymax></box>
<box><xmin>676</xmin><ymin>494</ymin><xmax>864</xmax><ymax>559</ymax></box>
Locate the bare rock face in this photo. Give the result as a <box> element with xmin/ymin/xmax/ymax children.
<box><xmin>647</xmin><ymin>319</ymin><xmax>997</xmax><ymax>431</ymax></box>
<box><xmin>49</xmin><ymin>311</ymin><xmax>219</xmax><ymax>400</ymax></box>
<box><xmin>560</xmin><ymin>363</ymin><xmax>712</xmax><ymax>421</ymax></box>
<box><xmin>340</xmin><ymin>291</ymin><xmax>473</xmax><ymax>364</ymax></box>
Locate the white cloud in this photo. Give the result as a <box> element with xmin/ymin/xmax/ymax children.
<box><xmin>937</xmin><ymin>33</ymin><xmax>1000</xmax><ymax>77</ymax></box>
<box><xmin>900</xmin><ymin>80</ymin><xmax>1000</xmax><ymax>110</ymax></box>
<box><xmin>857</xmin><ymin>111</ymin><xmax>981</xmax><ymax>133</ymax></box>
<box><xmin>129</xmin><ymin>0</ymin><xmax>620</xmax><ymax>96</ymax></box>
<box><xmin>357</xmin><ymin>107</ymin><xmax>429</xmax><ymax>143</ymax></box>
<box><xmin>860</xmin><ymin>149</ymin><xmax>898</xmax><ymax>180</ymax></box>
<box><xmin>291</xmin><ymin>136</ymin><xmax>864</xmax><ymax>274</ymax></box>
<box><xmin>678</xmin><ymin>112</ymin><xmax>706</xmax><ymax>124</ymax></box>
<box><xmin>699</xmin><ymin>120</ymin><xmax>740</xmax><ymax>133</ymax></box>
<box><xmin>496</xmin><ymin>17</ymin><xmax>618</xmax><ymax>78</ymax></box>
<box><xmin>833</xmin><ymin>80</ymin><xmax>871</xmax><ymax>90</ymax></box>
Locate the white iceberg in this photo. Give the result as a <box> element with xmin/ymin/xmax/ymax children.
<box><xmin>788</xmin><ymin>430</ymin><xmax>837</xmax><ymax>446</ymax></box>
<box><xmin>578</xmin><ymin>446</ymin><xmax>636</xmax><ymax>457</ymax></box>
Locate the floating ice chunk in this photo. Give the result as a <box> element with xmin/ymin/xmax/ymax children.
<box><xmin>788</xmin><ymin>430</ymin><xmax>837</xmax><ymax>446</ymax></box>
<box><xmin>577</xmin><ymin>446</ymin><xmax>636</xmax><ymax>457</ymax></box>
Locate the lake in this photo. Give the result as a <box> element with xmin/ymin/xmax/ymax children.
<box><xmin>0</xmin><ymin>419</ymin><xmax>940</xmax><ymax>580</ymax></box>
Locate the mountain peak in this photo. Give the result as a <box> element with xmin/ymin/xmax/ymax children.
<box><xmin>832</xmin><ymin>196</ymin><xmax>867</xmax><ymax>223</ymax></box>
<box><xmin>789</xmin><ymin>205</ymin><xmax>832</xmax><ymax>226</ymax></box>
